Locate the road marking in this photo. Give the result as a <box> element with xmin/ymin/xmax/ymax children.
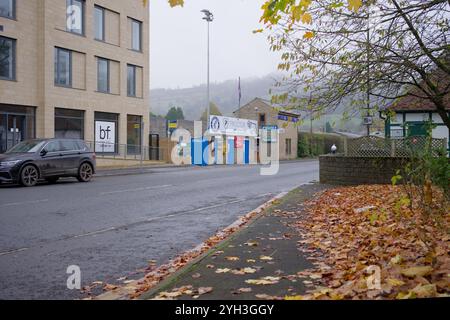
<box><xmin>0</xmin><ymin>199</ymin><xmax>49</xmax><ymax>208</ymax></box>
<box><xmin>0</xmin><ymin>193</ymin><xmax>275</xmax><ymax>257</ymax></box>
<box><xmin>70</xmin><ymin>227</ymin><xmax>117</xmax><ymax>239</ymax></box>
<box><xmin>0</xmin><ymin>247</ymin><xmax>29</xmax><ymax>257</ymax></box>
<box><xmin>100</xmin><ymin>184</ymin><xmax>173</xmax><ymax>195</ymax></box>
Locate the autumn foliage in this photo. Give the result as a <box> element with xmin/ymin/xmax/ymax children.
<box><xmin>294</xmin><ymin>185</ymin><xmax>449</xmax><ymax>299</ymax></box>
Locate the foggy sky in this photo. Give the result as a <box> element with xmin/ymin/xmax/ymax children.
<box><xmin>149</xmin><ymin>0</ymin><xmax>280</xmax><ymax>89</ymax></box>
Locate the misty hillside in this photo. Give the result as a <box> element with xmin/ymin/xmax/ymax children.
<box><xmin>150</xmin><ymin>74</ymin><xmax>280</xmax><ymax>120</ymax></box>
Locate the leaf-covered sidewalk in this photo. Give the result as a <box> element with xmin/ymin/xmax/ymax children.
<box><xmin>141</xmin><ymin>183</ymin><xmax>328</xmax><ymax>300</ymax></box>
<box><xmin>143</xmin><ymin>184</ymin><xmax>449</xmax><ymax>300</ymax></box>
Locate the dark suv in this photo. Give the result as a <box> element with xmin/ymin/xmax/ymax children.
<box><xmin>0</xmin><ymin>139</ymin><xmax>96</xmax><ymax>187</ymax></box>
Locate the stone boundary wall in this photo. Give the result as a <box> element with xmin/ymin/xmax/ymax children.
<box><xmin>319</xmin><ymin>155</ymin><xmax>409</xmax><ymax>185</ymax></box>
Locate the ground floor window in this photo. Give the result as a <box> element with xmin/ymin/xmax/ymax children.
<box><xmin>55</xmin><ymin>108</ymin><xmax>84</xmax><ymax>139</ymax></box>
<box><xmin>286</xmin><ymin>138</ymin><xmax>292</xmax><ymax>155</ymax></box>
<box><xmin>127</xmin><ymin>115</ymin><xmax>142</xmax><ymax>155</ymax></box>
<box><xmin>0</xmin><ymin>104</ymin><xmax>35</xmax><ymax>153</ymax></box>
<box><xmin>94</xmin><ymin>112</ymin><xmax>118</xmax><ymax>153</ymax></box>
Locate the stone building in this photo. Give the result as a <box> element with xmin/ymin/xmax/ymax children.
<box><xmin>233</xmin><ymin>98</ymin><xmax>299</xmax><ymax>160</ymax></box>
<box><xmin>0</xmin><ymin>0</ymin><xmax>149</xmax><ymax>154</ymax></box>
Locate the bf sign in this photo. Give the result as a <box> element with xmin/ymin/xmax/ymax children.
<box><xmin>95</xmin><ymin>121</ymin><xmax>116</xmax><ymax>153</ymax></box>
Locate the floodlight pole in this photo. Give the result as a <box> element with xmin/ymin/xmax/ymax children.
<box><xmin>201</xmin><ymin>10</ymin><xmax>213</xmax><ymax>130</ymax></box>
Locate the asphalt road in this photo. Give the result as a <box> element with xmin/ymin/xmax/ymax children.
<box><xmin>0</xmin><ymin>160</ymin><xmax>318</xmax><ymax>300</ymax></box>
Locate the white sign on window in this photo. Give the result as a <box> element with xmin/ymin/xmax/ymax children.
<box><xmin>95</xmin><ymin>121</ymin><xmax>116</xmax><ymax>153</ymax></box>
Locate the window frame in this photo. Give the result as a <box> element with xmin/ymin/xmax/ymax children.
<box><xmin>66</xmin><ymin>0</ymin><xmax>85</xmax><ymax>36</ymax></box>
<box><xmin>97</xmin><ymin>57</ymin><xmax>110</xmax><ymax>93</ymax></box>
<box><xmin>94</xmin><ymin>5</ymin><xmax>105</xmax><ymax>41</ymax></box>
<box><xmin>130</xmin><ymin>18</ymin><xmax>142</xmax><ymax>52</ymax></box>
<box><xmin>127</xmin><ymin>64</ymin><xmax>137</xmax><ymax>97</ymax></box>
<box><xmin>286</xmin><ymin>138</ymin><xmax>292</xmax><ymax>155</ymax></box>
<box><xmin>54</xmin><ymin>47</ymin><xmax>73</xmax><ymax>87</ymax></box>
<box><xmin>54</xmin><ymin>108</ymin><xmax>85</xmax><ymax>140</ymax></box>
<box><xmin>0</xmin><ymin>0</ymin><xmax>16</xmax><ymax>20</ymax></box>
<box><xmin>0</xmin><ymin>36</ymin><xmax>16</xmax><ymax>81</ymax></box>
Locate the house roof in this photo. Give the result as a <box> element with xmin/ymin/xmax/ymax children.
<box><xmin>234</xmin><ymin>98</ymin><xmax>300</xmax><ymax>118</ymax></box>
<box><xmin>388</xmin><ymin>94</ymin><xmax>450</xmax><ymax>112</ymax></box>
<box><xmin>387</xmin><ymin>70</ymin><xmax>450</xmax><ymax>112</ymax></box>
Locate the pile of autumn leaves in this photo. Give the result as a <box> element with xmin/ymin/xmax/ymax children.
<box><xmin>294</xmin><ymin>185</ymin><xmax>449</xmax><ymax>300</ymax></box>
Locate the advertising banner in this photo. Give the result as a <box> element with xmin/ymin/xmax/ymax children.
<box><xmin>208</xmin><ymin>116</ymin><xmax>257</xmax><ymax>137</ymax></box>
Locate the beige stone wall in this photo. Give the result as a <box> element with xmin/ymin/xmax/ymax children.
<box><xmin>0</xmin><ymin>0</ymin><xmax>150</xmax><ymax>150</ymax></box>
<box><xmin>278</xmin><ymin>120</ymin><xmax>298</xmax><ymax>160</ymax></box>
<box><xmin>0</xmin><ymin>0</ymin><xmax>41</xmax><ymax>108</ymax></box>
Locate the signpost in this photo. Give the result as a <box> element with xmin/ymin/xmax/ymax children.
<box><xmin>261</xmin><ymin>125</ymin><xmax>279</xmax><ymax>143</ymax></box>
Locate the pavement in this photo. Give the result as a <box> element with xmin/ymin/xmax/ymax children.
<box><xmin>0</xmin><ymin>159</ymin><xmax>319</xmax><ymax>300</ymax></box>
<box><xmin>141</xmin><ymin>183</ymin><xmax>330</xmax><ymax>300</ymax></box>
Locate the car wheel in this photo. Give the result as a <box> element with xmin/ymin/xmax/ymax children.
<box><xmin>20</xmin><ymin>165</ymin><xmax>39</xmax><ymax>187</ymax></box>
<box><xmin>77</xmin><ymin>162</ymin><xmax>93</xmax><ymax>182</ymax></box>
<box><xmin>46</xmin><ymin>177</ymin><xmax>59</xmax><ymax>184</ymax></box>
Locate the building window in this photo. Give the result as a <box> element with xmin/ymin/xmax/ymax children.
<box><xmin>97</xmin><ymin>57</ymin><xmax>110</xmax><ymax>93</ymax></box>
<box><xmin>95</xmin><ymin>112</ymin><xmax>118</xmax><ymax>153</ymax></box>
<box><xmin>66</xmin><ymin>0</ymin><xmax>85</xmax><ymax>35</ymax></box>
<box><xmin>55</xmin><ymin>108</ymin><xmax>84</xmax><ymax>139</ymax></box>
<box><xmin>94</xmin><ymin>6</ymin><xmax>105</xmax><ymax>41</ymax></box>
<box><xmin>0</xmin><ymin>36</ymin><xmax>15</xmax><ymax>80</ymax></box>
<box><xmin>54</xmin><ymin>48</ymin><xmax>72</xmax><ymax>87</ymax></box>
<box><xmin>127</xmin><ymin>115</ymin><xmax>142</xmax><ymax>155</ymax></box>
<box><xmin>259</xmin><ymin>113</ymin><xmax>266</xmax><ymax>127</ymax></box>
<box><xmin>0</xmin><ymin>0</ymin><xmax>15</xmax><ymax>19</ymax></box>
<box><xmin>130</xmin><ymin>18</ymin><xmax>142</xmax><ymax>51</ymax></box>
<box><xmin>286</xmin><ymin>138</ymin><xmax>292</xmax><ymax>155</ymax></box>
<box><xmin>127</xmin><ymin>64</ymin><xmax>136</xmax><ymax>97</ymax></box>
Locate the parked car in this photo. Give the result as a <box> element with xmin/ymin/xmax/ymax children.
<box><xmin>0</xmin><ymin>139</ymin><xmax>96</xmax><ymax>187</ymax></box>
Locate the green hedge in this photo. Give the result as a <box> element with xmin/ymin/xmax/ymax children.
<box><xmin>298</xmin><ymin>132</ymin><xmax>345</xmax><ymax>157</ymax></box>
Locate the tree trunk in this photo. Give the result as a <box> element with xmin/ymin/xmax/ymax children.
<box><xmin>432</xmin><ymin>99</ymin><xmax>450</xmax><ymax>132</ymax></box>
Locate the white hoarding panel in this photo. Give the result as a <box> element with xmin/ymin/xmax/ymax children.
<box><xmin>95</xmin><ymin>121</ymin><xmax>116</xmax><ymax>152</ymax></box>
<box><xmin>208</xmin><ymin>116</ymin><xmax>257</xmax><ymax>137</ymax></box>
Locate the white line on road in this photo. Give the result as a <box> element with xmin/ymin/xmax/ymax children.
<box><xmin>0</xmin><ymin>193</ymin><xmax>275</xmax><ymax>257</ymax></box>
<box><xmin>0</xmin><ymin>199</ymin><xmax>49</xmax><ymax>208</ymax></box>
<box><xmin>0</xmin><ymin>247</ymin><xmax>29</xmax><ymax>257</ymax></box>
<box><xmin>100</xmin><ymin>184</ymin><xmax>173</xmax><ymax>196</ymax></box>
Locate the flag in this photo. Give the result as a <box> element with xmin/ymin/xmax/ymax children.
<box><xmin>238</xmin><ymin>77</ymin><xmax>242</xmax><ymax>107</ymax></box>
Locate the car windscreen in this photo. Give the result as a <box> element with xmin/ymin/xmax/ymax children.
<box><xmin>5</xmin><ymin>141</ymin><xmax>46</xmax><ymax>154</ymax></box>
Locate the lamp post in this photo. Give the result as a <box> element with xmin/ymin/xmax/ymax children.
<box><xmin>201</xmin><ymin>9</ymin><xmax>213</xmax><ymax>130</ymax></box>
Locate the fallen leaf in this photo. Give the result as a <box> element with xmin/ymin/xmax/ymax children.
<box><xmin>215</xmin><ymin>268</ymin><xmax>231</xmax><ymax>274</ymax></box>
<box><xmin>260</xmin><ymin>256</ymin><xmax>273</xmax><ymax>261</ymax></box>
<box><xmin>198</xmin><ymin>287</ymin><xmax>213</xmax><ymax>295</ymax></box>
<box><xmin>401</xmin><ymin>266</ymin><xmax>433</xmax><ymax>278</ymax></box>
<box><xmin>225</xmin><ymin>256</ymin><xmax>240</xmax><ymax>261</ymax></box>
<box><xmin>387</xmin><ymin>278</ymin><xmax>405</xmax><ymax>287</ymax></box>
<box><xmin>235</xmin><ymin>288</ymin><xmax>252</xmax><ymax>294</ymax></box>
<box><xmin>157</xmin><ymin>291</ymin><xmax>182</xmax><ymax>298</ymax></box>
<box><xmin>243</xmin><ymin>267</ymin><xmax>257</xmax><ymax>274</ymax></box>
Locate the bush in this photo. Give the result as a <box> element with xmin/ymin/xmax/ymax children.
<box><xmin>298</xmin><ymin>132</ymin><xmax>345</xmax><ymax>157</ymax></box>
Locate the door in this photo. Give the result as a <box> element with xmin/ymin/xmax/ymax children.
<box><xmin>0</xmin><ymin>114</ymin><xmax>27</xmax><ymax>153</ymax></box>
<box><xmin>37</xmin><ymin>141</ymin><xmax>64</xmax><ymax>177</ymax></box>
<box><xmin>149</xmin><ymin>134</ymin><xmax>159</xmax><ymax>160</ymax></box>
<box><xmin>59</xmin><ymin>140</ymin><xmax>82</xmax><ymax>174</ymax></box>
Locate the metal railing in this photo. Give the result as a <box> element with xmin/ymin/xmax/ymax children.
<box><xmin>85</xmin><ymin>141</ymin><xmax>171</xmax><ymax>162</ymax></box>
<box><xmin>344</xmin><ymin>136</ymin><xmax>448</xmax><ymax>157</ymax></box>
